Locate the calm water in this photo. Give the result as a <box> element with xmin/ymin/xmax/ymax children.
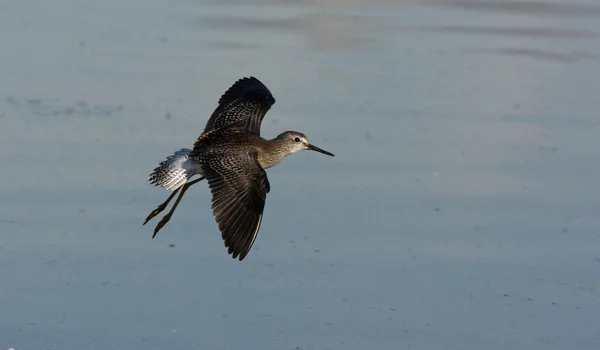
<box><xmin>1</xmin><ymin>0</ymin><xmax>599</xmax><ymax>349</ymax></box>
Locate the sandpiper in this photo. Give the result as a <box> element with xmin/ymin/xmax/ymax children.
<box><xmin>143</xmin><ymin>76</ymin><xmax>334</xmax><ymax>261</ymax></box>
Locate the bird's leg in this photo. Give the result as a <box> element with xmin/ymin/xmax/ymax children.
<box><xmin>143</xmin><ymin>177</ymin><xmax>205</xmax><ymax>226</ymax></box>
<box><xmin>143</xmin><ymin>187</ymin><xmax>180</xmax><ymax>226</ymax></box>
<box><xmin>152</xmin><ymin>176</ymin><xmax>205</xmax><ymax>238</ymax></box>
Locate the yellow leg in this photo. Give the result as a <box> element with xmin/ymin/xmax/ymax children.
<box><xmin>151</xmin><ymin>176</ymin><xmax>205</xmax><ymax>238</ymax></box>
<box><xmin>143</xmin><ymin>187</ymin><xmax>180</xmax><ymax>226</ymax></box>
<box><xmin>143</xmin><ymin>177</ymin><xmax>205</xmax><ymax>226</ymax></box>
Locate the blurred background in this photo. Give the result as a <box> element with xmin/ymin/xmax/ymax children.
<box><xmin>1</xmin><ymin>0</ymin><xmax>599</xmax><ymax>349</ymax></box>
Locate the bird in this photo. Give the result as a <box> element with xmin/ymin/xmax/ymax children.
<box><xmin>143</xmin><ymin>76</ymin><xmax>334</xmax><ymax>261</ymax></box>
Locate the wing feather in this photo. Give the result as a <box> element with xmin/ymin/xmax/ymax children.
<box><xmin>199</xmin><ymin>152</ymin><xmax>270</xmax><ymax>261</ymax></box>
<box><xmin>203</xmin><ymin>77</ymin><xmax>275</xmax><ymax>135</ymax></box>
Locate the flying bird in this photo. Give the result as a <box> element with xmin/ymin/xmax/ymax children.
<box><xmin>143</xmin><ymin>76</ymin><xmax>334</xmax><ymax>261</ymax></box>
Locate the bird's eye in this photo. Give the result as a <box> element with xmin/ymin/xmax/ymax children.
<box><xmin>293</xmin><ymin>137</ymin><xmax>301</xmax><ymax>142</ymax></box>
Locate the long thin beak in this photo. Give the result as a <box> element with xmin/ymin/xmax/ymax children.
<box><xmin>307</xmin><ymin>144</ymin><xmax>335</xmax><ymax>157</ymax></box>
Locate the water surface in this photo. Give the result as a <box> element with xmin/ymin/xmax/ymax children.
<box><xmin>1</xmin><ymin>0</ymin><xmax>599</xmax><ymax>349</ymax></box>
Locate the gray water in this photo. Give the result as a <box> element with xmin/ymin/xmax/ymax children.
<box><xmin>1</xmin><ymin>0</ymin><xmax>599</xmax><ymax>349</ymax></box>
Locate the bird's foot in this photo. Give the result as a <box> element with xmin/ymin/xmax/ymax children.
<box><xmin>152</xmin><ymin>213</ymin><xmax>172</xmax><ymax>238</ymax></box>
<box><xmin>143</xmin><ymin>203</ymin><xmax>168</xmax><ymax>226</ymax></box>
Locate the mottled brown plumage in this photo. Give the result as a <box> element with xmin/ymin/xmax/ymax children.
<box><xmin>144</xmin><ymin>76</ymin><xmax>334</xmax><ymax>261</ymax></box>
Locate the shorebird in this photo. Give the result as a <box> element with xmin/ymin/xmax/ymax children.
<box><xmin>143</xmin><ymin>76</ymin><xmax>334</xmax><ymax>261</ymax></box>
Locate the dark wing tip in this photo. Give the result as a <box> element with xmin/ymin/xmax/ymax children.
<box><xmin>220</xmin><ymin>207</ymin><xmax>264</xmax><ymax>262</ymax></box>
<box><xmin>218</xmin><ymin>76</ymin><xmax>276</xmax><ymax>107</ymax></box>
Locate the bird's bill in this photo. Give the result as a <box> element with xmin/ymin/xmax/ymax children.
<box><xmin>307</xmin><ymin>144</ymin><xmax>335</xmax><ymax>157</ymax></box>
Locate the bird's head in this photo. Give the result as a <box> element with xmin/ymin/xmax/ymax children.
<box><xmin>275</xmin><ymin>131</ymin><xmax>335</xmax><ymax>157</ymax></box>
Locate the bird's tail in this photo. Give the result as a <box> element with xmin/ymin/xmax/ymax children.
<box><xmin>148</xmin><ymin>148</ymin><xmax>201</xmax><ymax>191</ymax></box>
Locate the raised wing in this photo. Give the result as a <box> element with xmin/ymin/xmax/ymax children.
<box><xmin>197</xmin><ymin>152</ymin><xmax>271</xmax><ymax>261</ymax></box>
<box><xmin>204</xmin><ymin>77</ymin><xmax>276</xmax><ymax>135</ymax></box>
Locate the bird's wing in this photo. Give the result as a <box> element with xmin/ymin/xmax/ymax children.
<box><xmin>197</xmin><ymin>151</ymin><xmax>271</xmax><ymax>261</ymax></box>
<box><xmin>203</xmin><ymin>77</ymin><xmax>276</xmax><ymax>135</ymax></box>
<box><xmin>148</xmin><ymin>148</ymin><xmax>201</xmax><ymax>191</ymax></box>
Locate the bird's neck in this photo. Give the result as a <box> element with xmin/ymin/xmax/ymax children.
<box><xmin>257</xmin><ymin>138</ymin><xmax>292</xmax><ymax>169</ymax></box>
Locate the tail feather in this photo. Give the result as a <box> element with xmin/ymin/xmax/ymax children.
<box><xmin>148</xmin><ymin>149</ymin><xmax>201</xmax><ymax>191</ymax></box>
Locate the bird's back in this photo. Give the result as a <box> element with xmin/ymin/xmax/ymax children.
<box><xmin>193</xmin><ymin>127</ymin><xmax>268</xmax><ymax>156</ymax></box>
